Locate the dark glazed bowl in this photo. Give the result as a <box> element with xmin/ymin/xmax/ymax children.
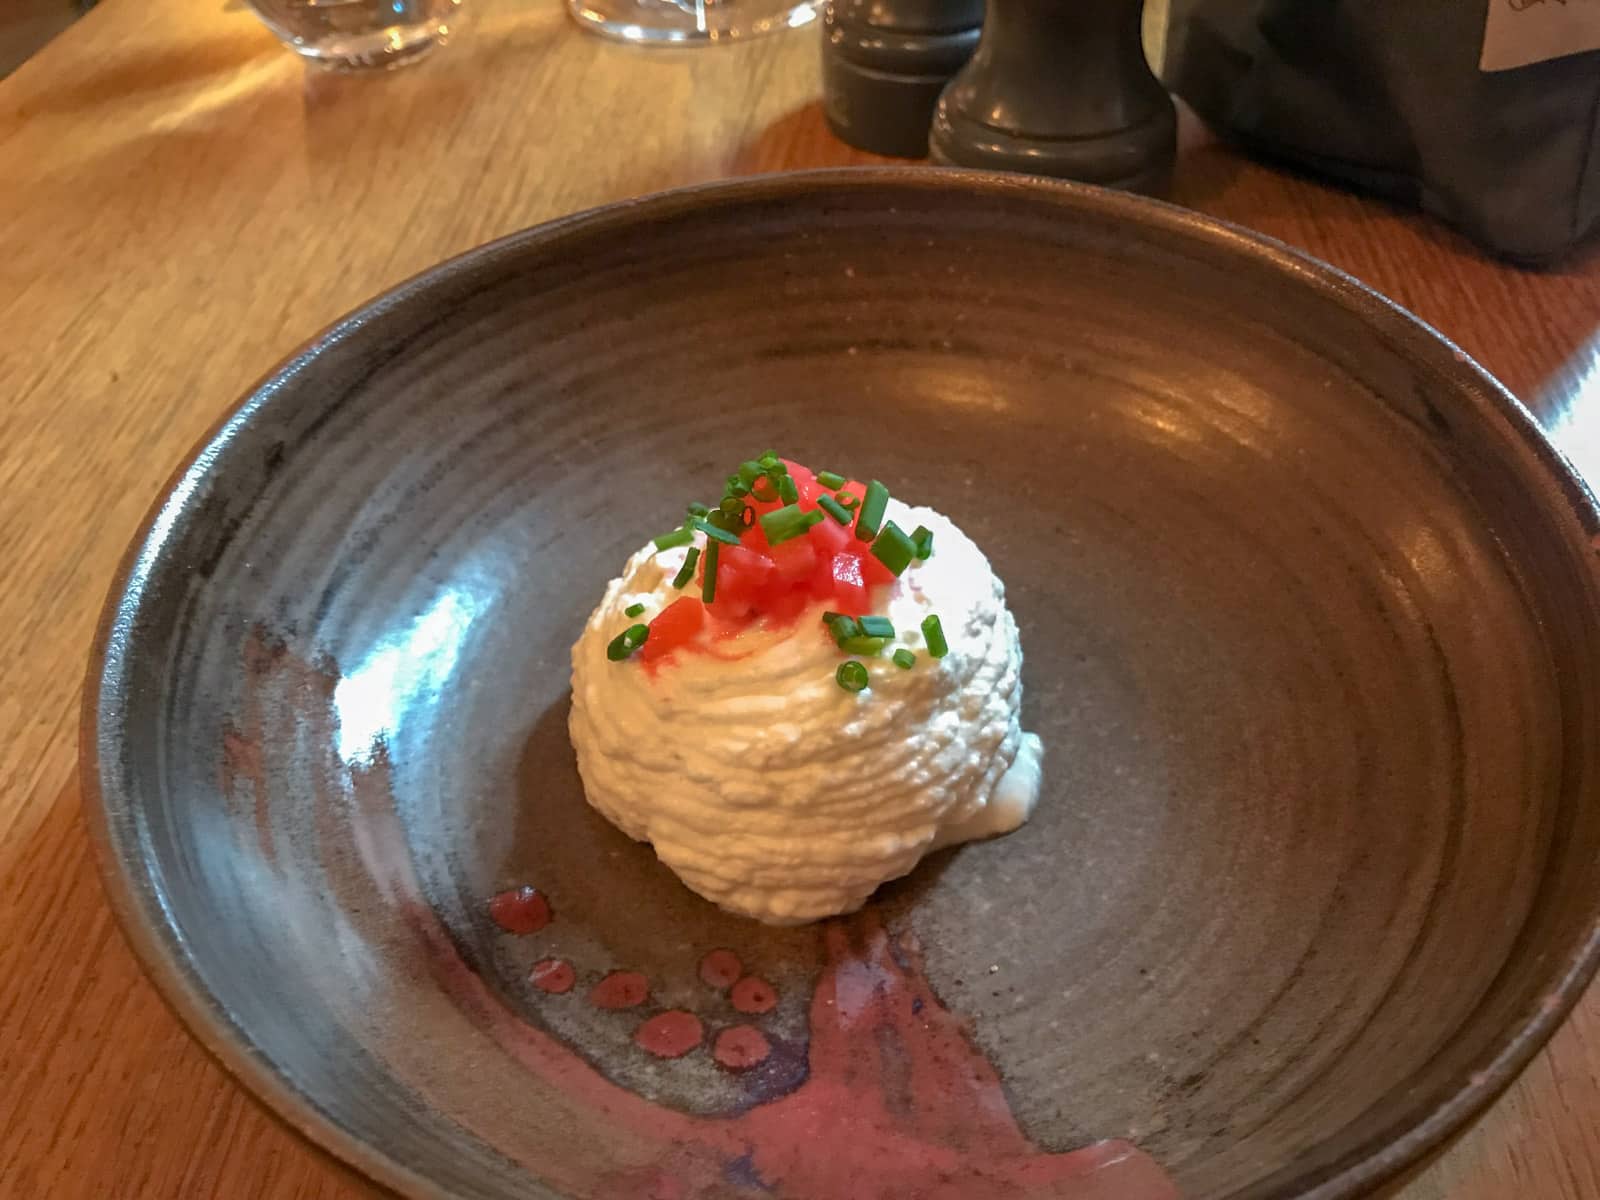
<box><xmin>84</xmin><ymin>169</ymin><xmax>1600</xmax><ymax>1200</ymax></box>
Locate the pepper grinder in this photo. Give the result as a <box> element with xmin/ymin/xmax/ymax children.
<box><xmin>929</xmin><ymin>0</ymin><xmax>1175</xmax><ymax>195</ymax></box>
<box><xmin>822</xmin><ymin>0</ymin><xmax>985</xmax><ymax>159</ymax></box>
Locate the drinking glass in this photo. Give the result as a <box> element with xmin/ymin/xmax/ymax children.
<box><xmin>245</xmin><ymin>0</ymin><xmax>465</xmax><ymax>70</ymax></box>
<box><xmin>566</xmin><ymin>0</ymin><xmax>819</xmax><ymax>45</ymax></box>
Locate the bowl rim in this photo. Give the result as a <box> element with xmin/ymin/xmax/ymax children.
<box><xmin>79</xmin><ymin>165</ymin><xmax>1600</xmax><ymax>1200</ymax></box>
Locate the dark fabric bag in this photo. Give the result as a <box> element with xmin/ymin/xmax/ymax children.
<box><xmin>1165</xmin><ymin>1</ymin><xmax>1600</xmax><ymax>263</ymax></box>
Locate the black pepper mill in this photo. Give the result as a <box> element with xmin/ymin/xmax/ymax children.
<box><xmin>822</xmin><ymin>0</ymin><xmax>985</xmax><ymax>159</ymax></box>
<box><xmin>929</xmin><ymin>0</ymin><xmax>1175</xmax><ymax>195</ymax></box>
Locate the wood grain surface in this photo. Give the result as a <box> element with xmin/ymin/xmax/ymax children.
<box><xmin>2</xmin><ymin>1</ymin><xmax>1597</xmax><ymax>1197</ymax></box>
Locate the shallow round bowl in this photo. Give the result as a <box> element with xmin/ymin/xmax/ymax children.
<box><xmin>84</xmin><ymin>168</ymin><xmax>1600</xmax><ymax>1200</ymax></box>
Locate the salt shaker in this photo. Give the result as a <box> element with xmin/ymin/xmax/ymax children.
<box><xmin>929</xmin><ymin>0</ymin><xmax>1175</xmax><ymax>194</ymax></box>
<box><xmin>822</xmin><ymin>0</ymin><xmax>985</xmax><ymax>159</ymax></box>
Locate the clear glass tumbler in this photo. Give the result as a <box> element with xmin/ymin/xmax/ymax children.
<box><xmin>245</xmin><ymin>0</ymin><xmax>464</xmax><ymax>70</ymax></box>
<box><xmin>566</xmin><ymin>0</ymin><xmax>819</xmax><ymax>45</ymax></box>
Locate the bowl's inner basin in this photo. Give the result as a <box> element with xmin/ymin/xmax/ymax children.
<box><xmin>110</xmin><ymin>183</ymin><xmax>1599</xmax><ymax>1200</ymax></box>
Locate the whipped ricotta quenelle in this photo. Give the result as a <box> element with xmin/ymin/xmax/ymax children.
<box><xmin>569</xmin><ymin>455</ymin><xmax>1042</xmax><ymax>925</ymax></box>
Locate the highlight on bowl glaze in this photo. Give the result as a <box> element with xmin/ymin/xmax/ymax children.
<box><xmin>84</xmin><ymin>168</ymin><xmax>1600</xmax><ymax>1200</ymax></box>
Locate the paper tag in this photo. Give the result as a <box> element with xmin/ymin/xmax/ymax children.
<box><xmin>1481</xmin><ymin>0</ymin><xmax>1600</xmax><ymax>72</ymax></box>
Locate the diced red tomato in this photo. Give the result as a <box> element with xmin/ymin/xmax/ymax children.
<box><xmin>809</xmin><ymin>513</ymin><xmax>851</xmax><ymax>557</ymax></box>
<box><xmin>640</xmin><ymin>597</ymin><xmax>705</xmax><ymax>662</ymax></box>
<box><xmin>768</xmin><ymin>535</ymin><xmax>817</xmax><ymax>584</ymax></box>
<box><xmin>829</xmin><ymin>551</ymin><xmax>869</xmax><ymax>614</ymax></box>
<box><xmin>722</xmin><ymin>543</ymin><xmax>775</xmax><ymax>585</ymax></box>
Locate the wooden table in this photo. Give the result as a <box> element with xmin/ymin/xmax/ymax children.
<box><xmin>3</xmin><ymin>1</ymin><xmax>1597</xmax><ymax>1196</ymax></box>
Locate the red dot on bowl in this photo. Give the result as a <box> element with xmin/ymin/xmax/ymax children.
<box><xmin>712</xmin><ymin>1024</ymin><xmax>771</xmax><ymax>1071</ymax></box>
<box><xmin>590</xmin><ymin>970</ymin><xmax>650</xmax><ymax>1009</ymax></box>
<box><xmin>730</xmin><ymin>975</ymin><xmax>777</xmax><ymax>1015</ymax></box>
<box><xmin>634</xmin><ymin>1010</ymin><xmax>704</xmax><ymax>1059</ymax></box>
<box><xmin>530</xmin><ymin>958</ymin><xmax>575</xmax><ymax>994</ymax></box>
<box><xmin>698</xmin><ymin>949</ymin><xmax>743</xmax><ymax>991</ymax></box>
<box><xmin>488</xmin><ymin>886</ymin><xmax>551</xmax><ymax>934</ymax></box>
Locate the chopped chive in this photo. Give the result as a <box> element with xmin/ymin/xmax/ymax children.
<box><xmin>623</xmin><ymin>623</ymin><xmax>649</xmax><ymax>649</ymax></box>
<box><xmin>840</xmin><ymin>635</ymin><xmax>889</xmax><ymax>655</ymax></box>
<box><xmin>687</xmin><ymin>501</ymin><xmax>710</xmax><ymax>519</ymax></box>
<box><xmin>760</xmin><ymin>503</ymin><xmax>819</xmax><ymax>545</ymax></box>
<box><xmin>728</xmin><ymin>480</ymin><xmax>751</xmax><ymax>499</ymax></box>
<box><xmin>702</xmin><ymin>540</ymin><xmax>720</xmax><ymax>602</ymax></box>
<box><xmin>738</xmin><ymin>460</ymin><xmax>765</xmax><ymax>487</ymax></box>
<box><xmin>720</xmin><ymin>495</ymin><xmax>745</xmax><ymax>516</ymax></box>
<box><xmin>726</xmin><ymin>474</ymin><xmax>741</xmax><ymax>494</ymax></box>
<box><xmin>778</xmin><ymin>474</ymin><xmax>800</xmax><ymax>505</ymax></box>
<box><xmin>856</xmin><ymin>480</ymin><xmax>889</xmax><ymax>542</ymax></box>
<box><xmin>817</xmin><ymin>494</ymin><xmax>852</xmax><ymax>525</ymax></box>
<box><xmin>672</xmin><ymin>546</ymin><xmax>701</xmax><ymax>589</ymax></box>
<box><xmin>892</xmin><ymin>649</ymin><xmax>916</xmax><ymax>670</ymax></box>
<box><xmin>751</xmin><ymin>475</ymin><xmax>779</xmax><ymax>502</ymax></box>
<box><xmin>625</xmin><ymin>603</ymin><xmax>646</xmax><ymax>618</ymax></box>
<box><xmin>691</xmin><ymin>517</ymin><xmax>742</xmax><ymax>546</ymax></box>
<box><xmin>911</xmin><ymin>525</ymin><xmax>934</xmax><ymax>560</ymax></box>
<box><xmin>606</xmin><ymin>633</ymin><xmax>633</xmax><ymax>661</ymax></box>
<box><xmin>823</xmin><ymin>612</ymin><xmax>861</xmax><ymax>644</ymax></box>
<box><xmin>870</xmin><ymin>521</ymin><xmax>917</xmax><ymax>576</ymax></box>
<box><xmin>922</xmin><ymin>614</ymin><xmax>948</xmax><ymax>658</ymax></box>
<box><xmin>836</xmin><ymin>660</ymin><xmax>870</xmax><ymax>692</ymax></box>
<box><xmin>759</xmin><ymin>452</ymin><xmax>782</xmax><ymax>470</ymax></box>
<box><xmin>858</xmin><ymin>615</ymin><xmax>895</xmax><ymax>638</ymax></box>
<box><xmin>817</xmin><ymin>469</ymin><xmax>847</xmax><ymax>489</ymax></box>
<box><xmin>837</xmin><ymin>492</ymin><xmax>859</xmax><ymax>509</ymax></box>
<box><xmin>706</xmin><ymin>508</ymin><xmax>741</xmax><ymax>534</ymax></box>
<box><xmin>654</xmin><ymin>527</ymin><xmax>694</xmax><ymax>551</ymax></box>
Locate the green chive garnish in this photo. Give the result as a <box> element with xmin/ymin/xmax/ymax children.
<box><xmin>759</xmin><ymin>451</ymin><xmax>781</xmax><ymax>467</ymax></box>
<box><xmin>625</xmin><ymin>603</ymin><xmax>646</xmax><ymax>618</ymax></box>
<box><xmin>738</xmin><ymin>460</ymin><xmax>765</xmax><ymax>487</ymax></box>
<box><xmin>759</xmin><ymin>504</ymin><xmax>822</xmax><ymax>546</ymax></box>
<box><xmin>922</xmin><ymin>614</ymin><xmax>948</xmax><ymax>658</ymax></box>
<box><xmin>751</xmin><ymin>475</ymin><xmax>779</xmax><ymax>502</ymax></box>
<box><xmin>858</xmin><ymin>615</ymin><xmax>895</xmax><ymax>638</ymax></box>
<box><xmin>687</xmin><ymin>502</ymin><xmax>710</xmax><ymax>519</ymax></box>
<box><xmin>823</xmin><ymin>612</ymin><xmax>861</xmax><ymax>644</ymax></box>
<box><xmin>728</xmin><ymin>480</ymin><xmax>751</xmax><ymax>499</ymax></box>
<box><xmin>840</xmin><ymin>635</ymin><xmax>889</xmax><ymax>655</ymax></box>
<box><xmin>817</xmin><ymin>494</ymin><xmax>852</xmax><ymax>525</ymax></box>
<box><xmin>837</xmin><ymin>492</ymin><xmax>859</xmax><ymax>509</ymax></box>
<box><xmin>817</xmin><ymin>470</ymin><xmax>847</xmax><ymax>489</ymax></box>
<box><xmin>836</xmin><ymin>660</ymin><xmax>870</xmax><ymax>692</ymax></box>
<box><xmin>778</xmin><ymin>474</ymin><xmax>800</xmax><ymax>505</ymax></box>
<box><xmin>623</xmin><ymin>623</ymin><xmax>649</xmax><ymax>649</ymax></box>
<box><xmin>856</xmin><ymin>480</ymin><xmax>889</xmax><ymax>542</ymax></box>
<box><xmin>654</xmin><ymin>527</ymin><xmax>694</xmax><ymax>551</ymax></box>
<box><xmin>893</xmin><ymin>649</ymin><xmax>916</xmax><ymax>670</ymax></box>
<box><xmin>692</xmin><ymin>517</ymin><xmax>742</xmax><ymax>546</ymax></box>
<box><xmin>607</xmin><ymin>633</ymin><xmax>633</xmax><ymax>661</ymax></box>
<box><xmin>870</xmin><ymin>521</ymin><xmax>917</xmax><ymax>576</ymax></box>
<box><xmin>702</xmin><ymin>540</ymin><xmax>720</xmax><ymax>602</ymax></box>
<box><xmin>672</xmin><ymin>546</ymin><xmax>701</xmax><ymax>589</ymax></box>
<box><xmin>911</xmin><ymin>525</ymin><xmax>934</xmax><ymax>560</ymax></box>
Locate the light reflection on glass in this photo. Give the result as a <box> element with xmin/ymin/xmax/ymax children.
<box><xmin>333</xmin><ymin>588</ymin><xmax>480</xmax><ymax>763</ymax></box>
<box><xmin>1540</xmin><ymin>335</ymin><xmax>1600</xmax><ymax>493</ymax></box>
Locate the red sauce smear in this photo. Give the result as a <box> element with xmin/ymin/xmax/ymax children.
<box><xmin>589</xmin><ymin>970</ymin><xmax>649</xmax><ymax>1010</ymax></box>
<box><xmin>220</xmin><ymin>646</ymin><xmax>1177</xmax><ymax>1200</ymax></box>
<box><xmin>697</xmin><ymin>949</ymin><xmax>743</xmax><ymax>990</ymax></box>
<box><xmin>634</xmin><ymin>1011</ymin><xmax>705</xmax><ymax>1059</ymax></box>
<box><xmin>712</xmin><ymin>1024</ymin><xmax>771</xmax><ymax>1071</ymax></box>
<box><xmin>529</xmin><ymin>958</ymin><xmax>576</xmax><ymax>995</ymax></box>
<box><xmin>730</xmin><ymin>975</ymin><xmax>778</xmax><ymax>1015</ymax></box>
<box><xmin>487</xmin><ymin>886</ymin><xmax>551</xmax><ymax>934</ymax></box>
